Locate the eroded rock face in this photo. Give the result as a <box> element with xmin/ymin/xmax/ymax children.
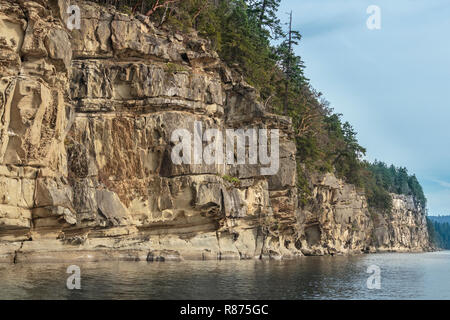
<box><xmin>0</xmin><ymin>0</ymin><xmax>431</xmax><ymax>263</ymax></box>
<box><xmin>295</xmin><ymin>173</ymin><xmax>431</xmax><ymax>256</ymax></box>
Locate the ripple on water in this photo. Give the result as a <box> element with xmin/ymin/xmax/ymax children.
<box><xmin>0</xmin><ymin>252</ymin><xmax>449</xmax><ymax>300</ymax></box>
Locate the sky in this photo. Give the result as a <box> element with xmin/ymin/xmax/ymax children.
<box><xmin>277</xmin><ymin>0</ymin><xmax>450</xmax><ymax>215</ymax></box>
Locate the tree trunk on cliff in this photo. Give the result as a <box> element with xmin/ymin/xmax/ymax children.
<box><xmin>283</xmin><ymin>11</ymin><xmax>293</xmax><ymax>116</ymax></box>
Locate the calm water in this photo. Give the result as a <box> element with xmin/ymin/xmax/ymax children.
<box><xmin>0</xmin><ymin>251</ymin><xmax>449</xmax><ymax>300</ymax></box>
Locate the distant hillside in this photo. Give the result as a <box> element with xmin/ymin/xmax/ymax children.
<box><xmin>427</xmin><ymin>216</ymin><xmax>450</xmax><ymax>249</ymax></box>
<box><xmin>428</xmin><ymin>216</ymin><xmax>450</xmax><ymax>224</ymax></box>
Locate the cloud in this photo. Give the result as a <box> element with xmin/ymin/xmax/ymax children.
<box><xmin>429</xmin><ymin>179</ymin><xmax>450</xmax><ymax>190</ymax></box>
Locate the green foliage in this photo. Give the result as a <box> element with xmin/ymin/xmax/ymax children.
<box><xmin>429</xmin><ymin>216</ymin><xmax>450</xmax><ymax>224</ymax></box>
<box><xmin>366</xmin><ymin>161</ymin><xmax>427</xmax><ymax>209</ymax></box>
<box><xmin>427</xmin><ymin>218</ymin><xmax>450</xmax><ymax>249</ymax></box>
<box><xmin>362</xmin><ymin>171</ymin><xmax>393</xmax><ymax>213</ymax></box>
<box><xmin>275</xmin><ymin>25</ymin><xmax>305</xmax><ymax>86</ymax></box>
<box><xmin>165</xmin><ymin>62</ymin><xmax>187</xmax><ymax>74</ymax></box>
<box><xmin>222</xmin><ymin>175</ymin><xmax>241</xmax><ymax>186</ymax></box>
<box><xmin>296</xmin><ymin>163</ymin><xmax>311</xmax><ymax>207</ymax></box>
<box><xmin>247</xmin><ymin>0</ymin><xmax>283</xmax><ymax>39</ymax></box>
<box><xmin>119</xmin><ymin>5</ymin><xmax>133</xmax><ymax>15</ymax></box>
<box><xmin>323</xmin><ymin>114</ymin><xmax>366</xmax><ymax>185</ymax></box>
<box><xmin>354</xmin><ymin>161</ymin><xmax>428</xmax><ymax>213</ymax></box>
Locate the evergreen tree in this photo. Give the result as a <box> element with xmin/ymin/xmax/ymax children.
<box><xmin>276</xmin><ymin>11</ymin><xmax>305</xmax><ymax>115</ymax></box>
<box><xmin>428</xmin><ymin>219</ymin><xmax>450</xmax><ymax>249</ymax></box>
<box><xmin>247</xmin><ymin>0</ymin><xmax>283</xmax><ymax>38</ymax></box>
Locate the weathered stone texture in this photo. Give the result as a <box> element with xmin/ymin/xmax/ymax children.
<box><xmin>0</xmin><ymin>0</ymin><xmax>431</xmax><ymax>262</ymax></box>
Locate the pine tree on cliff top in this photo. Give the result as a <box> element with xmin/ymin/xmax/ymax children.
<box><xmin>247</xmin><ymin>0</ymin><xmax>283</xmax><ymax>39</ymax></box>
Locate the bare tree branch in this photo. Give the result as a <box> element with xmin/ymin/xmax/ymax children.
<box><xmin>146</xmin><ymin>0</ymin><xmax>180</xmax><ymax>16</ymax></box>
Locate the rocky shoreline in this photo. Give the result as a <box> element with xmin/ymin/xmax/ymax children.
<box><xmin>0</xmin><ymin>241</ymin><xmax>432</xmax><ymax>264</ymax></box>
<box><xmin>0</xmin><ymin>0</ymin><xmax>432</xmax><ymax>264</ymax></box>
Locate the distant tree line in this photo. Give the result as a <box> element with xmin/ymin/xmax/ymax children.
<box><xmin>364</xmin><ymin>161</ymin><xmax>427</xmax><ymax>211</ymax></box>
<box><xmin>427</xmin><ymin>218</ymin><xmax>450</xmax><ymax>249</ymax></box>
<box><xmin>88</xmin><ymin>0</ymin><xmax>427</xmax><ymax>215</ymax></box>
<box><xmin>428</xmin><ymin>216</ymin><xmax>450</xmax><ymax>224</ymax></box>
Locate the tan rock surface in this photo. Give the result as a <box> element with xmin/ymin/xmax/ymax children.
<box><xmin>0</xmin><ymin>0</ymin><xmax>431</xmax><ymax>263</ymax></box>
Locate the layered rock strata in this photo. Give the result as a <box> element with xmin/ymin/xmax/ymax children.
<box><xmin>0</xmin><ymin>0</ymin><xmax>431</xmax><ymax>263</ymax></box>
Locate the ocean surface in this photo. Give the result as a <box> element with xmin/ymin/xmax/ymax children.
<box><xmin>0</xmin><ymin>251</ymin><xmax>449</xmax><ymax>300</ymax></box>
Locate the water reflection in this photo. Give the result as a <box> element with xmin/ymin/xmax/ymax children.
<box><xmin>0</xmin><ymin>252</ymin><xmax>448</xmax><ymax>300</ymax></box>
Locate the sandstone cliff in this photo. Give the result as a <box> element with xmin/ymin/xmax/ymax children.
<box><xmin>0</xmin><ymin>0</ymin><xmax>431</xmax><ymax>263</ymax></box>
